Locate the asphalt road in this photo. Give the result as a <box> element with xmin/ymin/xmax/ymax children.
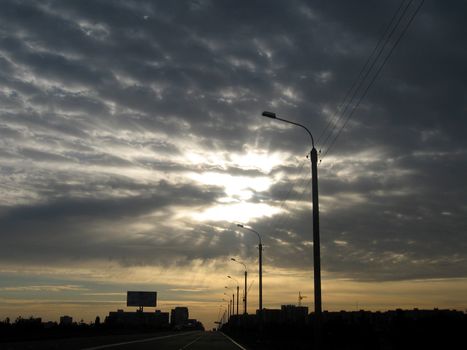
<box><xmin>1</xmin><ymin>331</ymin><xmax>247</xmax><ymax>350</ymax></box>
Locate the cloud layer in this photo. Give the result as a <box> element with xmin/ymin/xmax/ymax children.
<box><xmin>1</xmin><ymin>0</ymin><xmax>466</xmax><ymax>313</ymax></box>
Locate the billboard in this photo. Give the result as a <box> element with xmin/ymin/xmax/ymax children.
<box><xmin>127</xmin><ymin>291</ymin><xmax>157</xmax><ymax>307</ymax></box>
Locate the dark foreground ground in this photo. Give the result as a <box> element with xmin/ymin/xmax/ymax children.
<box><xmin>1</xmin><ymin>331</ymin><xmax>246</xmax><ymax>350</ymax></box>
<box><xmin>223</xmin><ymin>310</ymin><xmax>467</xmax><ymax>350</ymax></box>
<box><xmin>226</xmin><ymin>327</ymin><xmax>465</xmax><ymax>350</ymax></box>
<box><xmin>1</xmin><ymin>323</ymin><xmax>465</xmax><ymax>350</ymax></box>
<box><xmin>2</xmin><ymin>309</ymin><xmax>465</xmax><ymax>349</ymax></box>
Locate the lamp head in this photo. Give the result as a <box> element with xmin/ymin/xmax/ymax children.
<box><xmin>262</xmin><ymin>111</ymin><xmax>276</xmax><ymax>119</ymax></box>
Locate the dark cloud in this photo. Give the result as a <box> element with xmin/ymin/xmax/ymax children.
<box><xmin>0</xmin><ymin>0</ymin><xmax>466</xmax><ymax>283</ymax></box>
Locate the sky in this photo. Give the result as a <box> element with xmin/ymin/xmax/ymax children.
<box><xmin>0</xmin><ymin>0</ymin><xmax>466</xmax><ymax>329</ymax></box>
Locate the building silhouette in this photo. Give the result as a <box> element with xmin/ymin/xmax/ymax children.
<box><xmin>59</xmin><ymin>315</ymin><xmax>73</xmax><ymax>326</ymax></box>
<box><xmin>281</xmin><ymin>305</ymin><xmax>309</xmax><ymax>324</ymax></box>
<box><xmin>171</xmin><ymin>307</ymin><xmax>189</xmax><ymax>328</ymax></box>
<box><xmin>105</xmin><ymin>309</ymin><xmax>169</xmax><ymax>329</ymax></box>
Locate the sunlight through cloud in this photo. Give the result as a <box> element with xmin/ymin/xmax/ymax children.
<box><xmin>192</xmin><ymin>202</ymin><xmax>281</xmax><ymax>223</ymax></box>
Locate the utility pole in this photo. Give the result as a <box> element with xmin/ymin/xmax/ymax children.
<box><xmin>244</xmin><ymin>270</ymin><xmax>247</xmax><ymax>313</ymax></box>
<box><xmin>236</xmin><ymin>285</ymin><xmax>239</xmax><ymax>315</ymax></box>
<box><xmin>259</xmin><ymin>241</ymin><xmax>262</xmax><ymax>313</ymax></box>
<box><xmin>311</xmin><ymin>146</ymin><xmax>322</xmax><ymax>344</ymax></box>
<box><xmin>261</xmin><ymin>111</ymin><xmax>322</xmax><ymax>348</ymax></box>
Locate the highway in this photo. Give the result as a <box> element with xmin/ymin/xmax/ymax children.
<box><xmin>1</xmin><ymin>331</ymin><xmax>247</xmax><ymax>350</ymax></box>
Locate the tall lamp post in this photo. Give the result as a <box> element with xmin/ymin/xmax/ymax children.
<box><xmin>228</xmin><ymin>275</ymin><xmax>240</xmax><ymax>315</ymax></box>
<box><xmin>236</xmin><ymin>224</ymin><xmax>263</xmax><ymax>314</ymax></box>
<box><xmin>261</xmin><ymin>111</ymin><xmax>322</xmax><ymax>346</ymax></box>
<box><xmin>231</xmin><ymin>258</ymin><xmax>248</xmax><ymax>314</ymax></box>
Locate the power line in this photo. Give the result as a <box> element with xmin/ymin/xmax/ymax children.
<box><xmin>316</xmin><ymin>0</ymin><xmax>410</xmax><ymax>146</ymax></box>
<box><xmin>273</xmin><ymin>177</ymin><xmax>313</xmax><ymax>238</ymax></box>
<box><xmin>269</xmin><ymin>158</ymin><xmax>310</xmax><ymax>233</ymax></box>
<box><xmin>319</xmin><ymin>0</ymin><xmax>415</xmax><ymax>156</ymax></box>
<box><xmin>277</xmin><ymin>157</ymin><xmax>307</xmax><ymax>212</ymax></box>
<box><xmin>269</xmin><ymin>157</ymin><xmax>308</xmax><ymax>223</ymax></box>
<box><xmin>265</xmin><ymin>0</ymin><xmax>425</xmax><ymax>237</ymax></box>
<box><xmin>321</xmin><ymin>0</ymin><xmax>425</xmax><ymax>161</ymax></box>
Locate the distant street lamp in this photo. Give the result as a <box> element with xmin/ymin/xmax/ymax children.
<box><xmin>222</xmin><ymin>297</ymin><xmax>230</xmax><ymax>319</ymax></box>
<box><xmin>261</xmin><ymin>110</ymin><xmax>322</xmax><ymax>346</ymax></box>
<box><xmin>217</xmin><ymin>304</ymin><xmax>227</xmax><ymax>328</ymax></box>
<box><xmin>228</xmin><ymin>275</ymin><xmax>240</xmax><ymax>315</ymax></box>
<box><xmin>231</xmin><ymin>258</ymin><xmax>248</xmax><ymax>314</ymax></box>
<box><xmin>225</xmin><ymin>286</ymin><xmax>234</xmax><ymax>320</ymax></box>
<box><xmin>236</xmin><ymin>224</ymin><xmax>263</xmax><ymax>314</ymax></box>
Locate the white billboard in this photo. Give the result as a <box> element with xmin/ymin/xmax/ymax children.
<box><xmin>127</xmin><ymin>291</ymin><xmax>157</xmax><ymax>307</ymax></box>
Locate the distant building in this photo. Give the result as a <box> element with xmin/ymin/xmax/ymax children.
<box><xmin>15</xmin><ymin>317</ymin><xmax>42</xmax><ymax>327</ymax></box>
<box><xmin>261</xmin><ymin>308</ymin><xmax>282</xmax><ymax>324</ymax></box>
<box><xmin>59</xmin><ymin>315</ymin><xmax>73</xmax><ymax>326</ymax></box>
<box><xmin>187</xmin><ymin>319</ymin><xmax>205</xmax><ymax>330</ymax></box>
<box><xmin>281</xmin><ymin>305</ymin><xmax>309</xmax><ymax>324</ymax></box>
<box><xmin>171</xmin><ymin>307</ymin><xmax>189</xmax><ymax>327</ymax></box>
<box><xmin>105</xmin><ymin>309</ymin><xmax>169</xmax><ymax>329</ymax></box>
<box><xmin>248</xmin><ymin>306</ymin><xmax>309</xmax><ymax>326</ymax></box>
<box><xmin>43</xmin><ymin>321</ymin><xmax>58</xmax><ymax>329</ymax></box>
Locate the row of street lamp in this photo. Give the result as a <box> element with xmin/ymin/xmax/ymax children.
<box><xmin>237</xmin><ymin>224</ymin><xmax>263</xmax><ymax>314</ymax></box>
<box><xmin>219</xmin><ymin>111</ymin><xmax>322</xmax><ymax>347</ymax></box>
<box><xmin>231</xmin><ymin>258</ymin><xmax>247</xmax><ymax>314</ymax></box>
<box><xmin>222</xmin><ymin>224</ymin><xmax>261</xmax><ymax>319</ymax></box>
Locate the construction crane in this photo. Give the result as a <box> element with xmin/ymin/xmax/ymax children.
<box><xmin>298</xmin><ymin>291</ymin><xmax>307</xmax><ymax>306</ymax></box>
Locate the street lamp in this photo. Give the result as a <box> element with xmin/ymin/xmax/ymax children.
<box><xmin>261</xmin><ymin>110</ymin><xmax>322</xmax><ymax>346</ymax></box>
<box><xmin>236</xmin><ymin>224</ymin><xmax>263</xmax><ymax>314</ymax></box>
<box><xmin>228</xmin><ymin>275</ymin><xmax>240</xmax><ymax>315</ymax></box>
<box><xmin>222</xmin><ymin>296</ymin><xmax>230</xmax><ymax>319</ymax></box>
<box><xmin>225</xmin><ymin>286</ymin><xmax>234</xmax><ymax>320</ymax></box>
<box><xmin>217</xmin><ymin>304</ymin><xmax>225</xmax><ymax>328</ymax></box>
<box><xmin>231</xmin><ymin>258</ymin><xmax>248</xmax><ymax>314</ymax></box>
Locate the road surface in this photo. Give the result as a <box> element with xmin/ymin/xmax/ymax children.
<box><xmin>1</xmin><ymin>331</ymin><xmax>246</xmax><ymax>350</ymax></box>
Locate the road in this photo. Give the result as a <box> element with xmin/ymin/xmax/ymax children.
<box><xmin>1</xmin><ymin>331</ymin><xmax>247</xmax><ymax>350</ymax></box>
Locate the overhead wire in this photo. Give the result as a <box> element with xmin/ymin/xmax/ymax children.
<box><xmin>276</xmin><ymin>157</ymin><xmax>307</xmax><ymax>212</ymax></box>
<box><xmin>318</xmin><ymin>0</ymin><xmax>414</xmax><ymax>155</ymax></box>
<box><xmin>269</xmin><ymin>157</ymin><xmax>310</xmax><ymax>232</ymax></box>
<box><xmin>274</xmin><ymin>177</ymin><xmax>313</xmax><ymax>238</ymax></box>
<box><xmin>320</xmin><ymin>0</ymin><xmax>425</xmax><ymax>161</ymax></box>
<box><xmin>269</xmin><ymin>0</ymin><xmax>411</xmax><ymax>233</ymax></box>
<box><xmin>265</xmin><ymin>0</ymin><xmax>424</xmax><ymax>237</ymax></box>
<box><xmin>316</xmin><ymin>0</ymin><xmax>410</xmax><ymax>146</ymax></box>
<box><xmin>275</xmin><ymin>170</ymin><xmax>311</xmax><ymax>226</ymax></box>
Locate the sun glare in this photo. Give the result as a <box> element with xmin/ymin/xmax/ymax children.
<box><xmin>229</xmin><ymin>150</ymin><xmax>286</xmax><ymax>173</ymax></box>
<box><xmin>190</xmin><ymin>172</ymin><xmax>273</xmax><ymax>200</ymax></box>
<box><xmin>192</xmin><ymin>202</ymin><xmax>281</xmax><ymax>223</ymax></box>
